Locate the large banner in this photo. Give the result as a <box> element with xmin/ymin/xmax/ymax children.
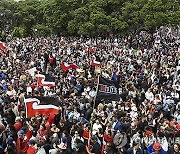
<box><xmin>25</xmin><ymin>96</ymin><xmax>60</xmax><ymax>118</ymax></box>
<box><xmin>96</xmin><ymin>77</ymin><xmax>121</xmax><ymax>101</ymax></box>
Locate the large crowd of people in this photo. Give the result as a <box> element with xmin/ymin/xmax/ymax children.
<box><xmin>0</xmin><ymin>27</ymin><xmax>179</xmax><ymax>154</ymax></box>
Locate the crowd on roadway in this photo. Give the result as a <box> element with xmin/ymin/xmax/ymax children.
<box><xmin>0</xmin><ymin>27</ymin><xmax>180</xmax><ymax>154</ymax></box>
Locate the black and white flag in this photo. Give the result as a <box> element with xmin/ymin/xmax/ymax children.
<box><xmin>96</xmin><ymin>77</ymin><xmax>122</xmax><ymax>101</ymax></box>
<box><xmin>37</xmin><ymin>74</ymin><xmax>55</xmax><ymax>87</ymax></box>
<box><xmin>25</xmin><ymin>96</ymin><xmax>60</xmax><ymax>118</ymax></box>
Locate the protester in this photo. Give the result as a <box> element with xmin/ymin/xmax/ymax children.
<box><xmin>0</xmin><ymin>27</ymin><xmax>179</xmax><ymax>154</ymax></box>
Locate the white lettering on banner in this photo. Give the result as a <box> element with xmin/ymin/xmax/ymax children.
<box><xmin>105</xmin><ymin>86</ymin><xmax>117</xmax><ymax>94</ymax></box>
<box><xmin>99</xmin><ymin>84</ymin><xmax>122</xmax><ymax>95</ymax></box>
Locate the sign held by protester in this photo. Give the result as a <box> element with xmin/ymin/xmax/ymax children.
<box><xmin>96</xmin><ymin>77</ymin><xmax>121</xmax><ymax>101</ymax></box>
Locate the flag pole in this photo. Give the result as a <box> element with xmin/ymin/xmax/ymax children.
<box><xmin>88</xmin><ymin>75</ymin><xmax>100</xmax><ymax>144</ymax></box>
<box><xmin>90</xmin><ymin>75</ymin><xmax>100</xmax><ymax>129</ymax></box>
<box><xmin>92</xmin><ymin>75</ymin><xmax>100</xmax><ymax>113</ymax></box>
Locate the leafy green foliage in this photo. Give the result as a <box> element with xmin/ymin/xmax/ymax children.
<box><xmin>12</xmin><ymin>26</ymin><xmax>26</xmax><ymax>37</ymax></box>
<box><xmin>0</xmin><ymin>0</ymin><xmax>179</xmax><ymax>37</ymax></box>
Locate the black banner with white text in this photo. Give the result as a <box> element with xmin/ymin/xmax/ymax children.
<box><xmin>96</xmin><ymin>77</ymin><xmax>121</xmax><ymax>101</ymax></box>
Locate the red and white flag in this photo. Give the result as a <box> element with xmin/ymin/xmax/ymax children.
<box><xmin>37</xmin><ymin>74</ymin><xmax>55</xmax><ymax>87</ymax></box>
<box><xmin>91</xmin><ymin>56</ymin><xmax>100</xmax><ymax>67</ymax></box>
<box><xmin>25</xmin><ymin>97</ymin><xmax>59</xmax><ymax>118</ymax></box>
<box><xmin>0</xmin><ymin>41</ymin><xmax>8</xmax><ymax>50</ymax></box>
<box><xmin>114</xmin><ymin>66</ymin><xmax>120</xmax><ymax>75</ymax></box>
<box><xmin>0</xmin><ymin>41</ymin><xmax>8</xmax><ymax>55</ymax></box>
<box><xmin>61</xmin><ymin>62</ymin><xmax>79</xmax><ymax>72</ymax></box>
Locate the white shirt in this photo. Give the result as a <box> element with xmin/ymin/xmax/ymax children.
<box><xmin>92</xmin><ymin>123</ymin><xmax>102</xmax><ymax>135</ymax></box>
<box><xmin>157</xmin><ymin>137</ymin><xmax>168</xmax><ymax>151</ymax></box>
<box><xmin>130</xmin><ymin>111</ymin><xmax>138</xmax><ymax>121</ymax></box>
<box><xmin>174</xmin><ymin>112</ymin><xmax>180</xmax><ymax>123</ymax></box>
<box><xmin>145</xmin><ymin>91</ymin><xmax>154</xmax><ymax>102</ymax></box>
<box><xmin>37</xmin><ymin>148</ymin><xmax>46</xmax><ymax>154</ymax></box>
<box><xmin>89</xmin><ymin>90</ymin><xmax>96</xmax><ymax>97</ymax></box>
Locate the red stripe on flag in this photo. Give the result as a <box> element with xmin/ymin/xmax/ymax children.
<box><xmin>114</xmin><ymin>67</ymin><xmax>120</xmax><ymax>75</ymax></box>
<box><xmin>0</xmin><ymin>42</ymin><xmax>7</xmax><ymax>49</ymax></box>
<box><xmin>25</xmin><ymin>98</ymin><xmax>59</xmax><ymax>118</ymax></box>
<box><xmin>91</xmin><ymin>56</ymin><xmax>100</xmax><ymax>67</ymax></box>
<box><xmin>61</xmin><ymin>62</ymin><xmax>79</xmax><ymax>72</ymax></box>
<box><xmin>37</xmin><ymin>74</ymin><xmax>55</xmax><ymax>87</ymax></box>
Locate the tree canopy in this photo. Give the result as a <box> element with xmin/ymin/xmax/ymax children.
<box><xmin>0</xmin><ymin>0</ymin><xmax>179</xmax><ymax>37</ymax></box>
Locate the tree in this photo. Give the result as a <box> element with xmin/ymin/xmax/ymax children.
<box><xmin>0</xmin><ymin>0</ymin><xmax>179</xmax><ymax>37</ymax></box>
<box><xmin>12</xmin><ymin>26</ymin><xmax>26</xmax><ymax>37</ymax></box>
